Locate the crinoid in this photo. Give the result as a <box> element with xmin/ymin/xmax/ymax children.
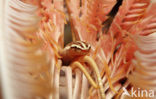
<box><xmin>1</xmin><ymin>0</ymin><xmax>156</xmax><ymax>99</ymax></box>
<box><xmin>40</xmin><ymin>16</ymin><xmax>105</xmax><ymax>98</ymax></box>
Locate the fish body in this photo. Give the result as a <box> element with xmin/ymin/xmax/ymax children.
<box><xmin>60</xmin><ymin>41</ymin><xmax>91</xmax><ymax>64</ymax></box>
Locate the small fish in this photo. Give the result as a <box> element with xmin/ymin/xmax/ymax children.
<box><xmin>59</xmin><ymin>41</ymin><xmax>91</xmax><ymax>65</ymax></box>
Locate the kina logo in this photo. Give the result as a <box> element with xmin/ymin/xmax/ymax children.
<box><xmin>122</xmin><ymin>87</ymin><xmax>155</xmax><ymax>98</ymax></box>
